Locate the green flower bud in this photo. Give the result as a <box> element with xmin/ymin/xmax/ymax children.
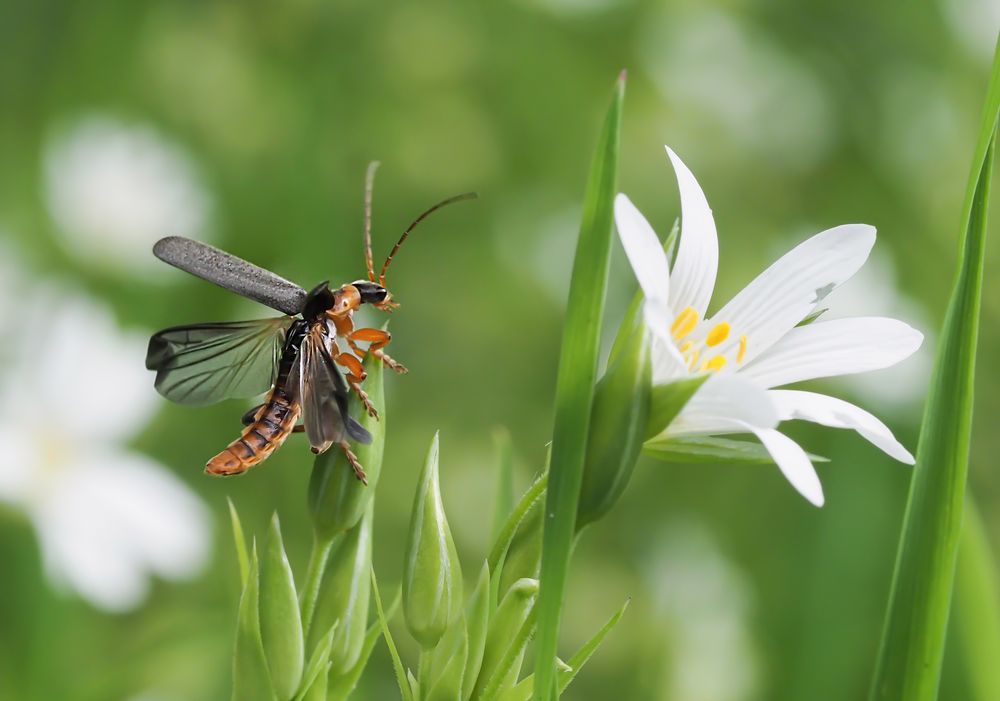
<box><xmin>259</xmin><ymin>515</ymin><xmax>304</xmax><ymax>701</ymax></box>
<box><xmin>577</xmin><ymin>312</ymin><xmax>651</xmax><ymax>530</ymax></box>
<box><xmin>403</xmin><ymin>432</ymin><xmax>463</xmax><ymax>649</ymax></box>
<box><xmin>233</xmin><ymin>545</ymin><xmax>278</xmax><ymax>701</ymax></box>
<box><xmin>308</xmin><ymin>347</ymin><xmax>385</xmax><ymax>539</ymax></box>
<box><xmin>471</xmin><ymin>578</ymin><xmax>539</xmax><ymax>699</ymax></box>
<box><xmin>308</xmin><ymin>502</ymin><xmax>373</xmax><ymax>677</ymax></box>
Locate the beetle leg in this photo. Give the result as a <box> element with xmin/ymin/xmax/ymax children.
<box><xmin>349</xmin><ymin>327</ymin><xmax>408</xmax><ymax>374</ymax></box>
<box><xmin>334</xmin><ymin>351</ymin><xmax>379</xmax><ymax>418</ymax></box>
<box><xmin>340</xmin><ymin>440</ymin><xmax>368</xmax><ymax>484</ymax></box>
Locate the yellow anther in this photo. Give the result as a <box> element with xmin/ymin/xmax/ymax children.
<box><xmin>737</xmin><ymin>334</ymin><xmax>748</xmax><ymax>363</ymax></box>
<box><xmin>671</xmin><ymin>306</ymin><xmax>699</xmax><ymax>340</ymax></box>
<box><xmin>687</xmin><ymin>349</ymin><xmax>700</xmax><ymax>371</ymax></box>
<box><xmin>706</xmin><ymin>322</ymin><xmax>731</xmax><ymax>347</ymax></box>
<box><xmin>700</xmin><ymin>355</ymin><xmax>727</xmax><ymax>372</ymax></box>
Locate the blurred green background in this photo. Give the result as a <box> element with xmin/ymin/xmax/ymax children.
<box><xmin>0</xmin><ymin>1</ymin><xmax>998</xmax><ymax>699</ymax></box>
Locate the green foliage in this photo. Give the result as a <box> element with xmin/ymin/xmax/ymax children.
<box><xmin>403</xmin><ymin>432</ymin><xmax>464</xmax><ymax>649</ymax></box>
<box><xmin>533</xmin><ymin>73</ymin><xmax>625</xmax><ymax>701</ymax></box>
<box><xmin>869</xmin><ymin>36</ymin><xmax>1000</xmax><ymax>701</ymax></box>
<box><xmin>233</xmin><ymin>545</ymin><xmax>278</xmax><ymax>701</ymax></box>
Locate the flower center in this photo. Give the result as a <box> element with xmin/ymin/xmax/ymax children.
<box><xmin>671</xmin><ymin>306</ymin><xmax>748</xmax><ymax>373</ymax></box>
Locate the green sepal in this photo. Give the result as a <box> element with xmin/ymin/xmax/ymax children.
<box><xmin>403</xmin><ymin>432</ymin><xmax>464</xmax><ymax>649</ymax></box>
<box><xmin>497</xmin><ymin>498</ymin><xmax>543</xmax><ymax>601</ymax></box>
<box><xmin>308</xmin><ymin>501</ymin><xmax>374</xmax><ymax>676</ymax></box>
<box><xmin>472</xmin><ymin>578</ymin><xmax>539</xmax><ymax>700</ymax></box>
<box><xmin>260</xmin><ymin>514</ymin><xmax>304</xmax><ymax>700</ymax></box>
<box><xmin>233</xmin><ymin>544</ymin><xmax>278</xmax><ymax>701</ymax></box>
<box><xmin>423</xmin><ymin>612</ymin><xmax>469</xmax><ymax>701</ymax></box>
<box><xmin>645</xmin><ymin>376</ymin><xmax>708</xmax><ymax>440</ymax></box>
<box><xmin>576</xmin><ymin>313</ymin><xmax>652</xmax><ymax>530</ymax></box>
<box><xmin>308</xmin><ymin>346</ymin><xmax>385</xmax><ymax>539</ymax></box>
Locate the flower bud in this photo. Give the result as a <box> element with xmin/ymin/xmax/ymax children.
<box><xmin>471</xmin><ymin>578</ymin><xmax>539</xmax><ymax>699</ymax></box>
<box><xmin>232</xmin><ymin>545</ymin><xmax>278</xmax><ymax>701</ymax></box>
<box><xmin>403</xmin><ymin>432</ymin><xmax>463</xmax><ymax>648</ymax></box>
<box><xmin>259</xmin><ymin>515</ymin><xmax>304</xmax><ymax>700</ymax></box>
<box><xmin>307</xmin><ymin>502</ymin><xmax>373</xmax><ymax>677</ymax></box>
<box><xmin>576</xmin><ymin>311</ymin><xmax>651</xmax><ymax>529</ymax></box>
<box><xmin>308</xmin><ymin>346</ymin><xmax>385</xmax><ymax>539</ymax></box>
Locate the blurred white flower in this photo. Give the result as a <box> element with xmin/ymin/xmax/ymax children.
<box><xmin>44</xmin><ymin>115</ymin><xmax>211</xmax><ymax>272</ymax></box>
<box><xmin>617</xmin><ymin>147</ymin><xmax>923</xmax><ymax>506</ymax></box>
<box><xmin>645</xmin><ymin>520</ymin><xmax>759</xmax><ymax>701</ymax></box>
<box><xmin>940</xmin><ymin>0</ymin><xmax>1000</xmax><ymax>60</ymax></box>
<box><xmin>0</xmin><ymin>285</ymin><xmax>211</xmax><ymax>611</ymax></box>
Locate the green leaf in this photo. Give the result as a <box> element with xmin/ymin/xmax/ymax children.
<box><xmin>497</xmin><ymin>497</ymin><xmax>543</xmax><ymax>600</ymax></box>
<box><xmin>576</xmin><ymin>312</ymin><xmax>652</xmax><ymax>530</ymax></box>
<box><xmin>492</xmin><ymin>428</ymin><xmax>515</xmax><ymax>543</ymax></box>
<box><xmin>307</xmin><ymin>501</ymin><xmax>374</xmax><ymax>676</ymax></box>
<box><xmin>463</xmin><ymin>561</ymin><xmax>492</xmax><ymax>701</ymax></box>
<box><xmin>228</xmin><ymin>498</ymin><xmax>250</xmax><ymax>587</ymax></box>
<box><xmin>423</xmin><ymin>612</ymin><xmax>469</xmax><ymax>701</ymax></box>
<box><xmin>472</xmin><ymin>578</ymin><xmax>539</xmax><ymax>701</ymax></box>
<box><xmin>534</xmin><ymin>72</ymin><xmax>625</xmax><ymax>701</ymax></box>
<box><xmin>260</xmin><ymin>515</ymin><xmax>304</xmax><ymax>700</ymax></box>
<box><xmin>953</xmin><ymin>499</ymin><xmax>1000</xmax><ymax>701</ymax></box>
<box><xmin>294</xmin><ymin>622</ymin><xmax>337</xmax><ymax>701</ymax></box>
<box><xmin>308</xmin><ymin>345</ymin><xmax>386</xmax><ymax>539</ymax></box>
<box><xmin>371</xmin><ymin>569</ymin><xmax>413</xmax><ymax>701</ymax></box>
<box><xmin>499</xmin><ymin>598</ymin><xmax>629</xmax><ymax>701</ymax></box>
<box><xmin>644</xmin><ymin>435</ymin><xmax>777</xmax><ymax>465</ymax></box>
<box><xmin>869</xmin><ymin>37</ymin><xmax>1000</xmax><ymax>701</ymax></box>
<box><xmin>233</xmin><ymin>545</ymin><xmax>278</xmax><ymax>701</ymax></box>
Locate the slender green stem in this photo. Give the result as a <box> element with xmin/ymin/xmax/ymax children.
<box><xmin>299</xmin><ymin>533</ymin><xmax>337</xmax><ymax>638</ymax></box>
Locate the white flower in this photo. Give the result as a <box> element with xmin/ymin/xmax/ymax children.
<box><xmin>615</xmin><ymin>146</ymin><xmax>924</xmax><ymax>506</ymax></box>
<box><xmin>0</xmin><ymin>285</ymin><xmax>211</xmax><ymax>611</ymax></box>
<box><xmin>44</xmin><ymin>115</ymin><xmax>211</xmax><ymax>272</ymax></box>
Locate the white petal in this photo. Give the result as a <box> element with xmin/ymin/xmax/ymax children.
<box><xmin>705</xmin><ymin>224</ymin><xmax>876</xmax><ymax>365</ymax></box>
<box><xmin>738</xmin><ymin>316</ymin><xmax>924</xmax><ymax>388</ymax></box>
<box><xmin>34</xmin><ymin>451</ymin><xmax>211</xmax><ymax>611</ymax></box>
<box><xmin>664</xmin><ymin>147</ymin><xmax>718</xmax><ymax>317</ymax></box>
<box><xmin>665</xmin><ymin>375</ymin><xmax>779</xmax><ymax>437</ymax></box>
<box><xmin>615</xmin><ymin>193</ymin><xmax>671</xmax><ymax>307</ymax></box>
<box><xmin>769</xmin><ymin>390</ymin><xmax>915</xmax><ymax>464</ymax></box>
<box><xmin>745</xmin><ymin>426</ymin><xmax>824</xmax><ymax>507</ymax></box>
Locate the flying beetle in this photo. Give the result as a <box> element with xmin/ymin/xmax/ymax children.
<box><xmin>145</xmin><ymin>163</ymin><xmax>475</xmax><ymax>481</ymax></box>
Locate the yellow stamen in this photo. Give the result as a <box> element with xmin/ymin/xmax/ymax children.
<box><xmin>737</xmin><ymin>334</ymin><xmax>748</xmax><ymax>363</ymax></box>
<box><xmin>671</xmin><ymin>306</ymin><xmax>699</xmax><ymax>340</ymax></box>
<box><xmin>679</xmin><ymin>340</ymin><xmax>694</xmax><ymax>353</ymax></box>
<box><xmin>706</xmin><ymin>322</ymin><xmax>730</xmax><ymax>347</ymax></box>
<box><xmin>687</xmin><ymin>349</ymin><xmax>700</xmax><ymax>371</ymax></box>
<box><xmin>700</xmin><ymin>355</ymin><xmax>727</xmax><ymax>372</ymax></box>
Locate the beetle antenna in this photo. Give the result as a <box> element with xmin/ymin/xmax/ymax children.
<box><xmin>363</xmin><ymin>161</ymin><xmax>380</xmax><ymax>283</ymax></box>
<box><xmin>380</xmin><ymin>191</ymin><xmax>477</xmax><ymax>286</ymax></box>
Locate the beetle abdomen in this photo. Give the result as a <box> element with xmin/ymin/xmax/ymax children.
<box><xmin>205</xmin><ymin>392</ymin><xmax>301</xmax><ymax>476</ymax></box>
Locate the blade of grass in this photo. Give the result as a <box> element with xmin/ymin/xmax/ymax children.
<box><xmin>532</xmin><ymin>71</ymin><xmax>625</xmax><ymax>701</ymax></box>
<box><xmin>953</xmin><ymin>498</ymin><xmax>1000</xmax><ymax>701</ymax></box>
<box><xmin>371</xmin><ymin>569</ymin><xmax>412</xmax><ymax>701</ymax></box>
<box><xmin>869</xmin><ymin>37</ymin><xmax>1000</xmax><ymax>701</ymax></box>
<box><xmin>228</xmin><ymin>498</ymin><xmax>249</xmax><ymax>586</ymax></box>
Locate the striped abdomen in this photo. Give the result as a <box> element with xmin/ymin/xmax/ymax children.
<box><xmin>205</xmin><ymin>320</ymin><xmax>306</xmax><ymax>476</ymax></box>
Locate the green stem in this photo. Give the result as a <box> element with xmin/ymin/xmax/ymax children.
<box><xmin>300</xmin><ymin>532</ymin><xmax>337</xmax><ymax>639</ymax></box>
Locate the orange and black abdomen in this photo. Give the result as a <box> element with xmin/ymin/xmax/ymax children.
<box><xmin>205</xmin><ymin>320</ymin><xmax>306</xmax><ymax>476</ymax></box>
